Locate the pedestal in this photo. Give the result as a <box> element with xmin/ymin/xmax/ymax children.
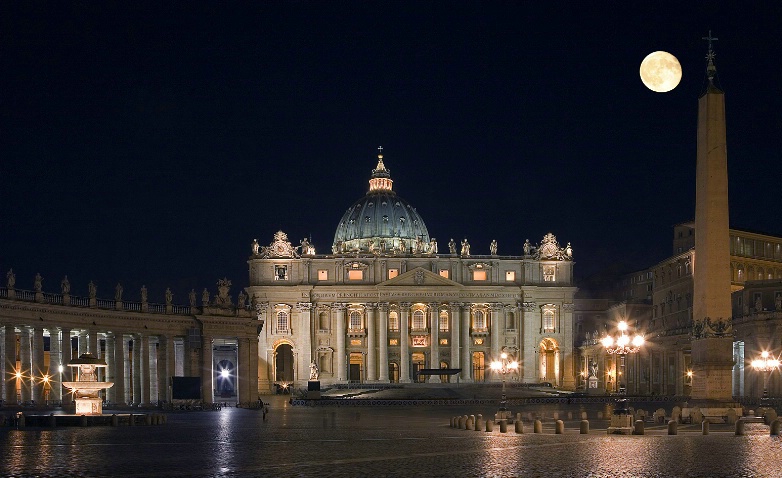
<box><xmin>607</xmin><ymin>398</ymin><xmax>633</xmax><ymax>434</ymax></box>
<box><xmin>308</xmin><ymin>380</ymin><xmax>321</xmax><ymax>399</ymax></box>
<box><xmin>587</xmin><ymin>376</ymin><xmax>600</xmax><ymax>395</ymax></box>
<box><xmin>74</xmin><ymin>397</ymin><xmax>103</xmax><ymax>416</ymax></box>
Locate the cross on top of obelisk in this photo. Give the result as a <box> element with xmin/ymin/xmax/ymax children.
<box><xmin>702</xmin><ymin>30</ymin><xmax>718</xmax><ymax>81</ymax></box>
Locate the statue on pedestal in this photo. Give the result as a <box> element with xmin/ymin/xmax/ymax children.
<box><xmin>448</xmin><ymin>239</ymin><xmax>456</xmax><ymax>254</ymax></box>
<box><xmin>61</xmin><ymin>276</ymin><xmax>70</xmax><ymax>295</ymax></box>
<box><xmin>165</xmin><ymin>288</ymin><xmax>173</xmax><ymax>306</ymax></box>
<box><xmin>34</xmin><ymin>273</ymin><xmax>43</xmax><ymax>292</ymax></box>
<box><xmin>523</xmin><ymin>239</ymin><xmax>531</xmax><ymax>256</ymax></box>
<box><xmin>88</xmin><ymin>281</ymin><xmax>97</xmax><ymax>299</ymax></box>
<box><xmin>202</xmin><ymin>288</ymin><xmax>210</xmax><ymax>306</ymax></box>
<box><xmin>114</xmin><ymin>283</ymin><xmax>123</xmax><ymax>301</ymax></box>
<box><xmin>490</xmin><ymin>240</ymin><xmax>498</xmax><ymax>256</ymax></box>
<box><xmin>189</xmin><ymin>289</ymin><xmax>197</xmax><ymax>307</ymax></box>
<box><xmin>237</xmin><ymin>291</ymin><xmax>246</xmax><ymax>309</ymax></box>
<box><xmin>6</xmin><ymin>269</ymin><xmax>15</xmax><ymax>289</ymax></box>
<box><xmin>252</xmin><ymin>238</ymin><xmax>259</xmax><ymax>255</ymax></box>
<box><xmin>309</xmin><ymin>361</ymin><xmax>320</xmax><ymax>380</ymax></box>
<box><xmin>460</xmin><ymin>238</ymin><xmax>470</xmax><ymax>257</ymax></box>
<box><xmin>429</xmin><ymin>238</ymin><xmax>438</xmax><ymax>254</ymax></box>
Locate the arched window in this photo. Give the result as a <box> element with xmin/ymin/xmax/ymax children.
<box><xmin>349</xmin><ymin>310</ymin><xmax>362</xmax><ymax>330</ymax></box>
<box><xmin>412</xmin><ymin>310</ymin><xmax>425</xmax><ymax>330</ymax></box>
<box><xmin>439</xmin><ymin>311</ymin><xmax>449</xmax><ymax>332</ymax></box>
<box><xmin>389</xmin><ymin>311</ymin><xmax>399</xmax><ymax>332</ymax></box>
<box><xmin>277</xmin><ymin>311</ymin><xmax>289</xmax><ymax>333</ymax></box>
<box><xmin>543</xmin><ymin>307</ymin><xmax>555</xmax><ymax>332</ymax></box>
<box><xmin>474</xmin><ymin>310</ymin><xmax>486</xmax><ymax>330</ymax></box>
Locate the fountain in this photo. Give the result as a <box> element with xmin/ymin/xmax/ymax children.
<box><xmin>63</xmin><ymin>353</ymin><xmax>114</xmax><ymax>415</ymax></box>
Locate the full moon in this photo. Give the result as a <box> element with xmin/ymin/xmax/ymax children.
<box><xmin>640</xmin><ymin>51</ymin><xmax>682</xmax><ymax>93</ymax></box>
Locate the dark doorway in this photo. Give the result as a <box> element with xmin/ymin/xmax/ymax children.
<box><xmin>275</xmin><ymin>344</ymin><xmax>294</xmax><ymax>382</ymax></box>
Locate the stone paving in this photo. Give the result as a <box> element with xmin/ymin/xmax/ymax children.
<box><xmin>1</xmin><ymin>396</ymin><xmax>781</xmax><ymax>477</ymax></box>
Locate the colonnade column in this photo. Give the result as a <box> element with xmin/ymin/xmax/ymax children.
<box><xmin>460</xmin><ymin>304</ymin><xmax>471</xmax><ymax>382</ymax></box>
<box><xmin>378</xmin><ymin>303</ymin><xmax>389</xmax><ymax>382</ymax></box>
<box><xmin>399</xmin><ymin>303</ymin><xmax>411</xmax><ymax>383</ymax></box>
<box><xmin>428</xmin><ymin>303</ymin><xmax>440</xmax><ymax>383</ymax></box>
<box><xmin>335</xmin><ymin>303</ymin><xmax>346</xmax><ymax>382</ymax></box>
<box><xmin>297</xmin><ymin>302</ymin><xmax>313</xmax><ymax>377</ymax></box>
<box><xmin>141</xmin><ymin>335</ymin><xmax>151</xmax><ymax>406</ymax></box>
<box><xmin>60</xmin><ymin>328</ymin><xmax>72</xmax><ymax>406</ymax></box>
<box><xmin>0</xmin><ymin>327</ymin><xmax>5</xmax><ymax>402</ymax></box>
<box><xmin>249</xmin><ymin>334</ymin><xmax>259</xmax><ymax>401</ymax></box>
<box><xmin>238</xmin><ymin>337</ymin><xmax>250</xmax><ymax>405</ymax></box>
<box><xmin>366</xmin><ymin>303</ymin><xmax>377</xmax><ymax>382</ymax></box>
<box><xmin>132</xmin><ymin>335</ymin><xmax>142</xmax><ymax>404</ymax></box>
<box><xmin>149</xmin><ymin>339</ymin><xmax>158</xmax><ymax>402</ymax></box>
<box><xmin>77</xmin><ymin>331</ymin><xmax>87</xmax><ymax>357</ymax></box>
<box><xmin>123</xmin><ymin>336</ymin><xmax>131</xmax><ymax>403</ymax></box>
<box><xmin>49</xmin><ymin>328</ymin><xmax>61</xmax><ymax>402</ymax></box>
<box><xmin>4</xmin><ymin>326</ymin><xmax>16</xmax><ymax>403</ymax></box>
<box><xmin>201</xmin><ymin>335</ymin><xmax>213</xmax><ymax>404</ymax></box>
<box><xmin>490</xmin><ymin>303</ymin><xmax>502</xmax><ymax>378</ymax></box>
<box><xmin>88</xmin><ymin>329</ymin><xmax>98</xmax><ymax>356</ymax></box>
<box><xmin>105</xmin><ymin>334</ymin><xmax>116</xmax><ymax>403</ymax></box>
<box><xmin>157</xmin><ymin>335</ymin><xmax>170</xmax><ymax>403</ymax></box>
<box><xmin>450</xmin><ymin>303</ymin><xmax>460</xmax><ymax>374</ymax></box>
<box><xmin>32</xmin><ymin>327</ymin><xmax>45</xmax><ymax>401</ymax></box>
<box><xmin>19</xmin><ymin>327</ymin><xmax>31</xmax><ymax>402</ymax></box>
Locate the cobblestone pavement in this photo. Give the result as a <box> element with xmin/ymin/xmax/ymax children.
<box><xmin>1</xmin><ymin>397</ymin><xmax>780</xmax><ymax>478</ymax></box>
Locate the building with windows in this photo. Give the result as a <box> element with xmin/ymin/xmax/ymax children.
<box><xmin>248</xmin><ymin>152</ymin><xmax>577</xmax><ymax>392</ymax></box>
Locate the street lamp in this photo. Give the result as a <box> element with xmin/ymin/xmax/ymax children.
<box><xmin>601</xmin><ymin>321</ymin><xmax>644</xmax><ymax>395</ymax></box>
<box><xmin>490</xmin><ymin>352</ymin><xmax>519</xmax><ymax>421</ymax></box>
<box><xmin>751</xmin><ymin>351</ymin><xmax>780</xmax><ymax>407</ymax></box>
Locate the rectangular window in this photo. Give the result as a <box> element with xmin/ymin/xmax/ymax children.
<box><xmin>543</xmin><ymin>266</ymin><xmax>555</xmax><ymax>282</ymax></box>
<box><xmin>350</xmin><ymin>339</ymin><xmax>362</xmax><ymax>346</ymax></box>
<box><xmin>318</xmin><ymin>269</ymin><xmax>328</xmax><ymax>281</ymax></box>
<box><xmin>439</xmin><ymin>314</ymin><xmax>449</xmax><ymax>332</ymax></box>
<box><xmin>387</xmin><ymin>269</ymin><xmax>399</xmax><ymax>279</ymax></box>
<box><xmin>412</xmin><ymin>336</ymin><xmax>427</xmax><ymax>347</ymax></box>
<box><xmin>274</xmin><ymin>265</ymin><xmax>288</xmax><ymax>281</ymax></box>
<box><xmin>389</xmin><ymin>339</ymin><xmax>398</xmax><ymax>346</ymax></box>
<box><xmin>505</xmin><ymin>271</ymin><xmax>515</xmax><ymax>281</ymax></box>
<box><xmin>348</xmin><ymin>270</ymin><xmax>364</xmax><ymax>281</ymax></box>
<box><xmin>388</xmin><ymin>313</ymin><xmax>399</xmax><ymax>332</ymax></box>
<box><xmin>439</xmin><ymin>338</ymin><xmax>448</xmax><ymax>345</ymax></box>
<box><xmin>472</xmin><ymin>270</ymin><xmax>487</xmax><ymax>281</ymax></box>
<box><xmin>439</xmin><ymin>269</ymin><xmax>449</xmax><ymax>279</ymax></box>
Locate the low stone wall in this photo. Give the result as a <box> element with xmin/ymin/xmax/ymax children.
<box><xmin>292</xmin><ymin>396</ymin><xmax>687</xmax><ymax>407</ymax></box>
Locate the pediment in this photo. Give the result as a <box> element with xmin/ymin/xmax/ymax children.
<box><xmin>379</xmin><ymin>267</ymin><xmax>463</xmax><ymax>288</ymax></box>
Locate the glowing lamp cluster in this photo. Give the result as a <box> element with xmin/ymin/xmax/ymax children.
<box><xmin>751</xmin><ymin>351</ymin><xmax>780</xmax><ymax>372</ymax></box>
<box><xmin>601</xmin><ymin>321</ymin><xmax>644</xmax><ymax>355</ymax></box>
<box><xmin>490</xmin><ymin>352</ymin><xmax>519</xmax><ymax>373</ymax></box>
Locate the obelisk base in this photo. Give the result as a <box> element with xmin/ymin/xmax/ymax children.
<box><xmin>690</xmin><ymin>337</ymin><xmax>735</xmax><ymax>404</ymax></box>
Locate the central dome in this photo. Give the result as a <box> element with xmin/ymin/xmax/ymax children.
<box><xmin>333</xmin><ymin>152</ymin><xmax>431</xmax><ymax>255</ymax></box>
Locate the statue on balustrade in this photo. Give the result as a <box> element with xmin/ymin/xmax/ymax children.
<box><xmin>6</xmin><ymin>269</ymin><xmax>15</xmax><ymax>289</ymax></box>
<box><xmin>115</xmin><ymin>283</ymin><xmax>123</xmax><ymax>301</ymax></box>
<box><xmin>429</xmin><ymin>238</ymin><xmax>438</xmax><ymax>254</ymax></box>
<box><xmin>88</xmin><ymin>281</ymin><xmax>96</xmax><ymax>299</ymax></box>
<box><xmin>448</xmin><ymin>239</ymin><xmax>457</xmax><ymax>254</ymax></box>
<box><xmin>460</xmin><ymin>238</ymin><xmax>470</xmax><ymax>257</ymax></box>
<box><xmin>237</xmin><ymin>291</ymin><xmax>246</xmax><ymax>308</ymax></box>
<box><xmin>189</xmin><ymin>289</ymin><xmax>197</xmax><ymax>307</ymax></box>
<box><xmin>165</xmin><ymin>288</ymin><xmax>173</xmax><ymax>305</ymax></box>
<box><xmin>202</xmin><ymin>288</ymin><xmax>210</xmax><ymax>306</ymax></box>
<box><xmin>252</xmin><ymin>238</ymin><xmax>260</xmax><ymax>255</ymax></box>
<box><xmin>490</xmin><ymin>240</ymin><xmax>498</xmax><ymax>256</ymax></box>
<box><xmin>34</xmin><ymin>273</ymin><xmax>43</xmax><ymax>292</ymax></box>
<box><xmin>61</xmin><ymin>276</ymin><xmax>70</xmax><ymax>295</ymax></box>
<box><xmin>523</xmin><ymin>239</ymin><xmax>531</xmax><ymax>256</ymax></box>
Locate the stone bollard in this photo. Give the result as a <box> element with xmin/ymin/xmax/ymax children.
<box><xmin>581</xmin><ymin>411</ymin><xmax>588</xmax><ymax>420</ymax></box>
<box><xmin>534</xmin><ymin>419</ymin><xmax>542</xmax><ymax>434</ymax></box>
<box><xmin>764</xmin><ymin>409</ymin><xmax>778</xmax><ymax>425</ymax></box>
<box><xmin>145</xmin><ymin>414</ymin><xmax>152</xmax><ymax>426</ymax></box>
<box><xmin>18</xmin><ymin>413</ymin><xmax>25</xmax><ymax>428</ymax></box>
<box><xmin>476</xmin><ymin>414</ymin><xmax>482</xmax><ymax>423</ymax></box>
<box><xmin>580</xmin><ymin>420</ymin><xmax>589</xmax><ymax>434</ymax></box>
<box><xmin>567</xmin><ymin>411</ymin><xmax>573</xmax><ymax>420</ymax></box>
<box><xmin>667</xmin><ymin>420</ymin><xmax>677</xmax><ymax>435</ymax></box>
<box><xmin>450</xmin><ymin>417</ymin><xmax>455</xmax><ymax>428</ymax></box>
<box><xmin>129</xmin><ymin>414</ymin><xmax>135</xmax><ymax>426</ymax></box>
<box><xmin>770</xmin><ymin>418</ymin><xmax>781</xmax><ymax>436</ymax></box>
<box><xmin>553</xmin><ymin>412</ymin><xmax>559</xmax><ymax>420</ymax></box>
<box><xmin>515</xmin><ymin>420</ymin><xmax>524</xmax><ymax>434</ymax></box>
<box><xmin>49</xmin><ymin>413</ymin><xmax>56</xmax><ymax>428</ymax></box>
<box><xmin>735</xmin><ymin>419</ymin><xmax>745</xmax><ymax>436</ymax></box>
<box><xmin>486</xmin><ymin>420</ymin><xmax>494</xmax><ymax>432</ymax></box>
<box><xmin>458</xmin><ymin>416</ymin><xmax>466</xmax><ymax>429</ymax></box>
<box><xmin>469</xmin><ymin>415</ymin><xmax>476</xmax><ymax>426</ymax></box>
<box><xmin>702</xmin><ymin>420</ymin><xmax>709</xmax><ymax>435</ymax></box>
<box><xmin>81</xmin><ymin>415</ymin><xmax>88</xmax><ymax>427</ymax></box>
<box><xmin>466</xmin><ymin>417</ymin><xmax>474</xmax><ymax>430</ymax></box>
<box><xmin>515</xmin><ymin>412</ymin><xmax>522</xmax><ymax>423</ymax></box>
<box><xmin>498</xmin><ymin>420</ymin><xmax>507</xmax><ymax>433</ymax></box>
<box><xmin>633</xmin><ymin>420</ymin><xmax>644</xmax><ymax>435</ymax></box>
<box><xmin>162</xmin><ymin>414</ymin><xmax>167</xmax><ymax>425</ymax></box>
<box><xmin>112</xmin><ymin>414</ymin><xmax>119</xmax><ymax>427</ymax></box>
<box><xmin>555</xmin><ymin>420</ymin><xmax>564</xmax><ymax>434</ymax></box>
<box><xmin>475</xmin><ymin>418</ymin><xmax>483</xmax><ymax>431</ymax></box>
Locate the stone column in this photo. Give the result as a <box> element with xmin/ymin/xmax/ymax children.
<box><xmin>461</xmin><ymin>304</ymin><xmax>471</xmax><ymax>382</ymax></box>
<box><xmin>32</xmin><ymin>327</ymin><xmax>45</xmax><ymax>402</ymax></box>
<box><xmin>105</xmin><ymin>334</ymin><xmax>116</xmax><ymax>403</ymax></box>
<box><xmin>428</xmin><ymin>303</ymin><xmax>440</xmax><ymax>383</ymax></box>
<box><xmin>19</xmin><ymin>327</ymin><xmax>31</xmax><ymax>403</ymax></box>
<box><xmin>149</xmin><ymin>340</ymin><xmax>158</xmax><ymax>402</ymax></box>
<box><xmin>157</xmin><ymin>335</ymin><xmax>170</xmax><ymax>403</ymax></box>
<box><xmin>88</xmin><ymin>329</ymin><xmax>98</xmax><ymax>356</ymax></box>
<box><xmin>77</xmin><ymin>331</ymin><xmax>87</xmax><ymax>357</ymax></box>
<box><xmin>141</xmin><ymin>335</ymin><xmax>151</xmax><ymax>406</ymax></box>
<box><xmin>490</xmin><ymin>304</ymin><xmax>502</xmax><ymax>372</ymax></box>
<box><xmin>123</xmin><ymin>337</ymin><xmax>132</xmax><ymax>403</ymax></box>
<box><xmin>60</xmin><ymin>328</ymin><xmax>72</xmax><ymax>407</ymax></box>
<box><xmin>4</xmin><ymin>326</ymin><xmax>17</xmax><ymax>404</ymax></box>
<box><xmin>113</xmin><ymin>334</ymin><xmax>125</xmax><ymax>405</ymax></box>
<box><xmin>132</xmin><ymin>335</ymin><xmax>142</xmax><ymax>404</ymax></box>
<box><xmin>335</xmin><ymin>303</ymin><xmax>346</xmax><ymax>382</ymax></box>
<box><xmin>378</xmin><ymin>303</ymin><xmax>389</xmax><ymax>382</ymax></box>
<box><xmin>48</xmin><ymin>330</ymin><xmax>63</xmax><ymax>401</ymax></box>
<box><xmin>450</xmin><ymin>303</ymin><xmax>461</xmax><ymax>374</ymax></box>
<box><xmin>201</xmin><ymin>335</ymin><xmax>213</xmax><ymax>404</ymax></box>
<box><xmin>297</xmin><ymin>302</ymin><xmax>313</xmax><ymax>377</ymax></box>
<box><xmin>238</xmin><ymin>337</ymin><xmax>250</xmax><ymax>405</ymax></box>
<box><xmin>522</xmin><ymin>303</ymin><xmax>539</xmax><ymax>383</ymax></box>
<box><xmin>249</xmin><ymin>335</ymin><xmax>259</xmax><ymax>401</ymax></box>
<box><xmin>399</xmin><ymin>303</ymin><xmax>411</xmax><ymax>383</ymax></box>
<box><xmin>366</xmin><ymin>303</ymin><xmax>377</xmax><ymax>381</ymax></box>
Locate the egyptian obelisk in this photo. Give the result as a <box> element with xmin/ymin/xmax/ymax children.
<box><xmin>691</xmin><ymin>32</ymin><xmax>734</xmax><ymax>402</ymax></box>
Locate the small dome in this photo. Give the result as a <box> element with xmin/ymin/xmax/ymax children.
<box><xmin>333</xmin><ymin>151</ymin><xmax>430</xmax><ymax>254</ymax></box>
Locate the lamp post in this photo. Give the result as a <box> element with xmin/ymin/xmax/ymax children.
<box><xmin>601</xmin><ymin>320</ymin><xmax>644</xmax><ymax>434</ymax></box>
<box><xmin>751</xmin><ymin>351</ymin><xmax>779</xmax><ymax>407</ymax></box>
<box><xmin>490</xmin><ymin>352</ymin><xmax>518</xmax><ymax>421</ymax></box>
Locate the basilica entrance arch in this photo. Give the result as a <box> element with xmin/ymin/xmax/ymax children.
<box><xmin>539</xmin><ymin>338</ymin><xmax>559</xmax><ymax>385</ymax></box>
<box><xmin>215</xmin><ymin>359</ymin><xmax>235</xmax><ymax>398</ymax></box>
<box><xmin>274</xmin><ymin>343</ymin><xmax>294</xmax><ymax>383</ymax></box>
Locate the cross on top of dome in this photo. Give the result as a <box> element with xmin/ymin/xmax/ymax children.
<box><xmin>369</xmin><ymin>147</ymin><xmax>393</xmax><ymax>192</ymax></box>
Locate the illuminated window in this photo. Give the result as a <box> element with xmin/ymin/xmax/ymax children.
<box><xmin>412</xmin><ymin>310</ymin><xmax>425</xmax><ymax>330</ymax></box>
<box><xmin>276</xmin><ymin>311</ymin><xmax>289</xmax><ymax>333</ymax></box>
<box><xmin>389</xmin><ymin>339</ymin><xmax>398</xmax><ymax>346</ymax></box>
<box><xmin>439</xmin><ymin>338</ymin><xmax>448</xmax><ymax>345</ymax></box>
<box><xmin>350</xmin><ymin>339</ymin><xmax>362</xmax><ymax>346</ymax></box>
<box><xmin>473</xmin><ymin>310</ymin><xmax>486</xmax><ymax>329</ymax></box>
<box><xmin>318</xmin><ymin>270</ymin><xmax>328</xmax><ymax>281</ymax></box>
<box><xmin>388</xmin><ymin>269</ymin><xmax>399</xmax><ymax>279</ymax></box>
<box><xmin>388</xmin><ymin>312</ymin><xmax>399</xmax><ymax>332</ymax></box>
<box><xmin>474</xmin><ymin>338</ymin><xmax>484</xmax><ymax>345</ymax></box>
<box><xmin>543</xmin><ymin>307</ymin><xmax>555</xmax><ymax>332</ymax></box>
<box><xmin>412</xmin><ymin>336</ymin><xmax>427</xmax><ymax>347</ymax></box>
<box><xmin>472</xmin><ymin>270</ymin><xmax>487</xmax><ymax>281</ymax></box>
<box><xmin>439</xmin><ymin>311</ymin><xmax>449</xmax><ymax>332</ymax></box>
<box><xmin>505</xmin><ymin>271</ymin><xmax>515</xmax><ymax>281</ymax></box>
<box><xmin>274</xmin><ymin>265</ymin><xmax>288</xmax><ymax>281</ymax></box>
<box><xmin>543</xmin><ymin>266</ymin><xmax>555</xmax><ymax>282</ymax></box>
<box><xmin>349</xmin><ymin>310</ymin><xmax>362</xmax><ymax>330</ymax></box>
<box><xmin>439</xmin><ymin>269</ymin><xmax>449</xmax><ymax>279</ymax></box>
<box><xmin>348</xmin><ymin>269</ymin><xmax>364</xmax><ymax>280</ymax></box>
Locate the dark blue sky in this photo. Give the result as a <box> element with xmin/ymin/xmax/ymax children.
<box><xmin>2</xmin><ymin>2</ymin><xmax>781</xmax><ymax>302</ymax></box>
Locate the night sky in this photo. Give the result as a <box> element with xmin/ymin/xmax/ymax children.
<box><xmin>2</xmin><ymin>2</ymin><xmax>781</xmax><ymax>303</ymax></box>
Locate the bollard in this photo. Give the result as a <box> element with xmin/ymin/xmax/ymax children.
<box><xmin>145</xmin><ymin>414</ymin><xmax>152</xmax><ymax>426</ymax></box>
<box><xmin>476</xmin><ymin>414</ymin><xmax>482</xmax><ymax>423</ymax></box>
<box><xmin>112</xmin><ymin>414</ymin><xmax>119</xmax><ymax>427</ymax></box>
<box><xmin>515</xmin><ymin>419</ymin><xmax>524</xmax><ymax>434</ymax></box>
<box><xmin>515</xmin><ymin>412</ymin><xmax>522</xmax><ymax>423</ymax></box>
<box><xmin>475</xmin><ymin>418</ymin><xmax>483</xmax><ymax>431</ymax></box>
<box><xmin>450</xmin><ymin>417</ymin><xmax>455</xmax><ymax>428</ymax></box>
<box><xmin>633</xmin><ymin>420</ymin><xmax>644</xmax><ymax>435</ymax></box>
<box><xmin>555</xmin><ymin>420</ymin><xmax>564</xmax><ymax>434</ymax></box>
<box><xmin>469</xmin><ymin>415</ymin><xmax>476</xmax><ymax>426</ymax></box>
<box><xmin>553</xmin><ymin>412</ymin><xmax>559</xmax><ymax>420</ymax></box>
<box><xmin>129</xmin><ymin>414</ymin><xmax>135</xmax><ymax>426</ymax></box>
<box><xmin>534</xmin><ymin>419</ymin><xmax>542</xmax><ymax>434</ymax></box>
<box><xmin>764</xmin><ymin>409</ymin><xmax>778</xmax><ymax>425</ymax></box>
<box><xmin>581</xmin><ymin>411</ymin><xmax>588</xmax><ymax>420</ymax></box>
<box><xmin>580</xmin><ymin>420</ymin><xmax>589</xmax><ymax>434</ymax></box>
<box><xmin>499</xmin><ymin>420</ymin><xmax>508</xmax><ymax>433</ymax></box>
<box><xmin>735</xmin><ymin>419</ymin><xmax>745</xmax><ymax>436</ymax></box>
<box><xmin>668</xmin><ymin>420</ymin><xmax>677</xmax><ymax>435</ymax></box>
<box><xmin>466</xmin><ymin>417</ymin><xmax>474</xmax><ymax>430</ymax></box>
<box><xmin>81</xmin><ymin>415</ymin><xmax>88</xmax><ymax>427</ymax></box>
<box><xmin>486</xmin><ymin>420</ymin><xmax>494</xmax><ymax>432</ymax></box>
<box><xmin>702</xmin><ymin>420</ymin><xmax>709</xmax><ymax>435</ymax></box>
<box><xmin>770</xmin><ymin>418</ymin><xmax>781</xmax><ymax>436</ymax></box>
<box><xmin>458</xmin><ymin>416</ymin><xmax>466</xmax><ymax>429</ymax></box>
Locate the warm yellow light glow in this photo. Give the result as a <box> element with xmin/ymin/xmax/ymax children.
<box><xmin>761</xmin><ymin>351</ymin><xmax>770</xmax><ymax>359</ymax></box>
<box><xmin>686</xmin><ymin>371</ymin><xmax>693</xmax><ymax>378</ymax></box>
<box><xmin>508</xmin><ymin>361</ymin><xmax>519</xmax><ymax>370</ymax></box>
<box><xmin>632</xmin><ymin>335</ymin><xmax>645</xmax><ymax>347</ymax></box>
<box><xmin>617</xmin><ymin>335</ymin><xmax>630</xmax><ymax>347</ymax></box>
<box><xmin>490</xmin><ymin>361</ymin><xmax>502</xmax><ymax>371</ymax></box>
<box><xmin>640</xmin><ymin>51</ymin><xmax>682</xmax><ymax>93</ymax></box>
<box><xmin>618</xmin><ymin>321</ymin><xmax>628</xmax><ymax>332</ymax></box>
<box><xmin>500</xmin><ymin>352</ymin><xmax>507</xmax><ymax>360</ymax></box>
<box><xmin>15</xmin><ymin>371</ymin><xmax>22</xmax><ymax>379</ymax></box>
<box><xmin>42</xmin><ymin>375</ymin><xmax>50</xmax><ymax>383</ymax></box>
<box><xmin>601</xmin><ymin>336</ymin><xmax>614</xmax><ymax>347</ymax></box>
<box><xmin>58</xmin><ymin>365</ymin><xmax>64</xmax><ymax>373</ymax></box>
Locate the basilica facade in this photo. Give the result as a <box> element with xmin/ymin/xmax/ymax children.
<box><xmin>248</xmin><ymin>152</ymin><xmax>577</xmax><ymax>392</ymax></box>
